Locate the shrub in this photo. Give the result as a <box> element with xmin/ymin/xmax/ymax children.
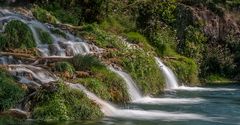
<box><xmin>32</xmin><ymin>6</ymin><xmax>58</xmax><ymax>24</ymax></box>
<box><xmin>50</xmin><ymin>28</ymin><xmax>67</xmax><ymax>38</ymax></box>
<box><xmin>0</xmin><ymin>69</ymin><xmax>25</xmax><ymax>111</ymax></box>
<box><xmin>32</xmin><ymin>82</ymin><xmax>103</xmax><ymax>121</ymax></box>
<box><xmin>165</xmin><ymin>56</ymin><xmax>199</xmax><ymax>85</ymax></box>
<box><xmin>79</xmin><ymin>24</ymin><xmax>126</xmax><ymax>49</ymax></box>
<box><xmin>0</xmin><ymin>20</ymin><xmax>36</xmax><ymax>50</ymax></box>
<box><xmin>121</xmin><ymin>49</ymin><xmax>165</xmax><ymax>95</ymax></box>
<box><xmin>54</xmin><ymin>62</ymin><xmax>75</xmax><ymax>75</ymax></box>
<box><xmin>71</xmin><ymin>54</ymin><xmax>104</xmax><ymax>71</ymax></box>
<box><xmin>36</xmin><ymin>28</ymin><xmax>53</xmax><ymax>44</ymax></box>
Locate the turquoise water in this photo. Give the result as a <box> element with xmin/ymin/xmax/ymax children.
<box><xmin>2</xmin><ymin>84</ymin><xmax>240</xmax><ymax>125</ymax></box>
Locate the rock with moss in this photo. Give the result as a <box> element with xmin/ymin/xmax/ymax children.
<box><xmin>0</xmin><ymin>68</ymin><xmax>25</xmax><ymax>111</ymax></box>
<box><xmin>32</xmin><ymin>82</ymin><xmax>103</xmax><ymax>121</ymax></box>
<box><xmin>0</xmin><ymin>20</ymin><xmax>36</xmax><ymax>50</ymax></box>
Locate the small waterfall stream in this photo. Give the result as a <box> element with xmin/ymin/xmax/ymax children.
<box><xmin>155</xmin><ymin>57</ymin><xmax>179</xmax><ymax>89</ymax></box>
<box><xmin>109</xmin><ymin>66</ymin><xmax>142</xmax><ymax>101</ymax></box>
<box><xmin>109</xmin><ymin>66</ymin><xmax>205</xmax><ymax>105</ymax></box>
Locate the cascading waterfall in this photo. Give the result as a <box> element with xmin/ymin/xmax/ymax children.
<box><xmin>68</xmin><ymin>83</ymin><xmax>210</xmax><ymax>121</ymax></box>
<box><xmin>109</xmin><ymin>66</ymin><xmax>142</xmax><ymax>101</ymax></box>
<box><xmin>109</xmin><ymin>66</ymin><xmax>205</xmax><ymax>104</ymax></box>
<box><xmin>155</xmin><ymin>57</ymin><xmax>179</xmax><ymax>89</ymax></box>
<box><xmin>8</xmin><ymin>64</ymin><xmax>57</xmax><ymax>85</ymax></box>
<box><xmin>0</xmin><ymin>9</ymin><xmax>99</xmax><ymax>57</ymax></box>
<box><xmin>0</xmin><ymin>9</ymin><xmax>211</xmax><ymax>121</ymax></box>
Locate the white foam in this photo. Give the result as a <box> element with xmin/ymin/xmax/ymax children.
<box><xmin>69</xmin><ymin>83</ymin><xmax>210</xmax><ymax>121</ymax></box>
<box><xmin>133</xmin><ymin>96</ymin><xmax>205</xmax><ymax>105</ymax></box>
<box><xmin>176</xmin><ymin>86</ymin><xmax>238</xmax><ymax>91</ymax></box>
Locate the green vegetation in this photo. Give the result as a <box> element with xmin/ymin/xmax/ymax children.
<box><xmin>32</xmin><ymin>82</ymin><xmax>103</xmax><ymax>121</ymax></box>
<box><xmin>75</xmin><ymin>67</ymin><xmax>129</xmax><ymax>103</ymax></box>
<box><xmin>165</xmin><ymin>57</ymin><xmax>199</xmax><ymax>85</ymax></box>
<box><xmin>0</xmin><ymin>69</ymin><xmax>25</xmax><ymax>111</ymax></box>
<box><xmin>205</xmin><ymin>74</ymin><xmax>231</xmax><ymax>83</ymax></box>
<box><xmin>121</xmin><ymin>50</ymin><xmax>165</xmax><ymax>95</ymax></box>
<box><xmin>0</xmin><ymin>20</ymin><xmax>36</xmax><ymax>50</ymax></box>
<box><xmin>50</xmin><ymin>28</ymin><xmax>67</xmax><ymax>38</ymax></box>
<box><xmin>32</xmin><ymin>6</ymin><xmax>58</xmax><ymax>24</ymax></box>
<box><xmin>36</xmin><ymin>28</ymin><xmax>53</xmax><ymax>44</ymax></box>
<box><xmin>68</xmin><ymin>54</ymin><xmax>129</xmax><ymax>103</ymax></box>
<box><xmin>71</xmin><ymin>54</ymin><xmax>104</xmax><ymax>71</ymax></box>
<box><xmin>54</xmin><ymin>61</ymin><xmax>75</xmax><ymax>76</ymax></box>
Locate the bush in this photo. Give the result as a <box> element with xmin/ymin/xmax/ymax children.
<box><xmin>32</xmin><ymin>82</ymin><xmax>103</xmax><ymax>121</ymax></box>
<box><xmin>32</xmin><ymin>6</ymin><xmax>58</xmax><ymax>24</ymax></box>
<box><xmin>0</xmin><ymin>69</ymin><xmax>25</xmax><ymax>111</ymax></box>
<box><xmin>71</xmin><ymin>54</ymin><xmax>104</xmax><ymax>71</ymax></box>
<box><xmin>79</xmin><ymin>24</ymin><xmax>126</xmax><ymax>49</ymax></box>
<box><xmin>181</xmin><ymin>26</ymin><xmax>207</xmax><ymax>59</ymax></box>
<box><xmin>75</xmin><ymin>64</ymin><xmax>129</xmax><ymax>103</ymax></box>
<box><xmin>165</xmin><ymin>56</ymin><xmax>199</xmax><ymax>85</ymax></box>
<box><xmin>54</xmin><ymin>62</ymin><xmax>75</xmax><ymax>75</ymax></box>
<box><xmin>36</xmin><ymin>28</ymin><xmax>53</xmax><ymax>44</ymax></box>
<box><xmin>0</xmin><ymin>20</ymin><xmax>36</xmax><ymax>50</ymax></box>
<box><xmin>121</xmin><ymin>49</ymin><xmax>165</xmax><ymax>95</ymax></box>
<box><xmin>50</xmin><ymin>28</ymin><xmax>67</xmax><ymax>38</ymax></box>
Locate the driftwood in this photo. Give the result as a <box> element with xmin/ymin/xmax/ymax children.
<box><xmin>0</xmin><ymin>52</ymin><xmax>36</xmax><ymax>60</ymax></box>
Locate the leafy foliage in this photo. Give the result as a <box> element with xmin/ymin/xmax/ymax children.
<box><xmin>32</xmin><ymin>6</ymin><xmax>58</xmax><ymax>24</ymax></box>
<box><xmin>0</xmin><ymin>69</ymin><xmax>25</xmax><ymax>111</ymax></box>
<box><xmin>32</xmin><ymin>82</ymin><xmax>103</xmax><ymax>121</ymax></box>
<box><xmin>71</xmin><ymin>54</ymin><xmax>104</xmax><ymax>71</ymax></box>
<box><xmin>0</xmin><ymin>20</ymin><xmax>36</xmax><ymax>50</ymax></box>
<box><xmin>36</xmin><ymin>28</ymin><xmax>53</xmax><ymax>44</ymax></box>
<box><xmin>54</xmin><ymin>61</ymin><xmax>75</xmax><ymax>75</ymax></box>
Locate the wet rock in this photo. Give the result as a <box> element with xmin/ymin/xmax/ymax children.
<box><xmin>0</xmin><ymin>109</ymin><xmax>29</xmax><ymax>119</ymax></box>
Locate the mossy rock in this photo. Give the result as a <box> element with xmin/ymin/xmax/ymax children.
<box><xmin>32</xmin><ymin>82</ymin><xmax>103</xmax><ymax>121</ymax></box>
<box><xmin>0</xmin><ymin>69</ymin><xmax>25</xmax><ymax>111</ymax></box>
<box><xmin>0</xmin><ymin>20</ymin><xmax>36</xmax><ymax>50</ymax></box>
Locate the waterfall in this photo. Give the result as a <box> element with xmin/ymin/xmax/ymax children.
<box><xmin>155</xmin><ymin>57</ymin><xmax>179</xmax><ymax>89</ymax></box>
<box><xmin>8</xmin><ymin>64</ymin><xmax>57</xmax><ymax>85</ymax></box>
<box><xmin>109</xmin><ymin>66</ymin><xmax>205</xmax><ymax>104</ymax></box>
<box><xmin>68</xmin><ymin>83</ymin><xmax>209</xmax><ymax>121</ymax></box>
<box><xmin>109</xmin><ymin>66</ymin><xmax>142</xmax><ymax>101</ymax></box>
<box><xmin>0</xmin><ymin>10</ymin><xmax>97</xmax><ymax>57</ymax></box>
<box><xmin>0</xmin><ymin>9</ymin><xmax>211</xmax><ymax>121</ymax></box>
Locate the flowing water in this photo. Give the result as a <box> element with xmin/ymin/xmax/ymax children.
<box><xmin>155</xmin><ymin>57</ymin><xmax>179</xmax><ymax>89</ymax></box>
<box><xmin>3</xmin><ymin>84</ymin><xmax>240</xmax><ymax>125</ymax></box>
<box><xmin>1</xmin><ymin>9</ymin><xmax>240</xmax><ymax>125</ymax></box>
